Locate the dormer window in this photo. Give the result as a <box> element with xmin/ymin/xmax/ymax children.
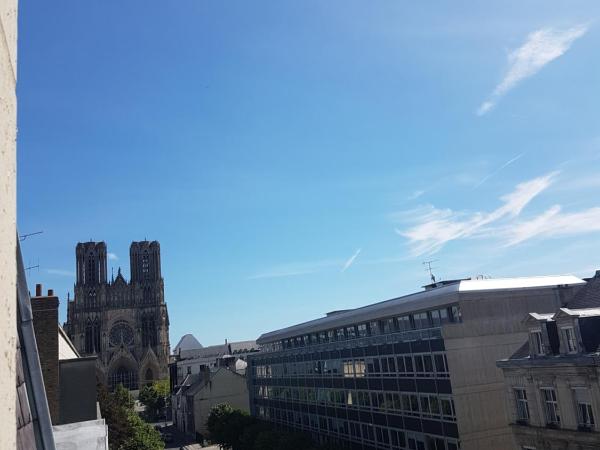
<box><xmin>531</xmin><ymin>330</ymin><xmax>544</xmax><ymax>356</ymax></box>
<box><xmin>562</xmin><ymin>327</ymin><xmax>577</xmax><ymax>353</ymax></box>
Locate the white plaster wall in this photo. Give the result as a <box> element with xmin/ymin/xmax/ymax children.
<box><xmin>0</xmin><ymin>0</ymin><xmax>17</xmax><ymax>447</ymax></box>
<box><xmin>193</xmin><ymin>370</ymin><xmax>249</xmax><ymax>436</ymax></box>
<box><xmin>58</xmin><ymin>333</ymin><xmax>79</xmax><ymax>360</ymax></box>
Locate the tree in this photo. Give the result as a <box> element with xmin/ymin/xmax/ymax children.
<box><xmin>119</xmin><ymin>409</ymin><xmax>165</xmax><ymax>450</ymax></box>
<box><xmin>114</xmin><ymin>383</ymin><xmax>134</xmax><ymax>410</ymax></box>
<box><xmin>138</xmin><ymin>379</ymin><xmax>169</xmax><ymax>421</ymax></box>
<box><xmin>97</xmin><ymin>383</ymin><xmax>130</xmax><ymax>450</ymax></box>
<box><xmin>207</xmin><ymin>403</ymin><xmax>234</xmax><ymax>448</ymax></box>
<box><xmin>97</xmin><ymin>382</ymin><xmax>164</xmax><ymax>450</ymax></box>
<box><xmin>206</xmin><ymin>404</ymin><xmax>254</xmax><ymax>449</ymax></box>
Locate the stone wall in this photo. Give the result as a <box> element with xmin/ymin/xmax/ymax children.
<box><xmin>0</xmin><ymin>0</ymin><xmax>17</xmax><ymax>447</ymax></box>
<box><xmin>444</xmin><ymin>288</ymin><xmax>568</xmax><ymax>450</ymax></box>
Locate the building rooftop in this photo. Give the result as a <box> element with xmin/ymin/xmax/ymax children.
<box><xmin>173</xmin><ymin>333</ymin><xmax>203</xmax><ymax>354</ymax></box>
<box><xmin>558</xmin><ymin>307</ymin><xmax>600</xmax><ymax>318</ymax></box>
<box><xmin>257</xmin><ymin>275</ymin><xmax>585</xmax><ymax>344</ymax></box>
<box><xmin>528</xmin><ymin>312</ymin><xmax>555</xmax><ymax>322</ymax></box>
<box><xmin>566</xmin><ymin>271</ymin><xmax>600</xmax><ymax>309</ymax></box>
<box><xmin>52</xmin><ymin>419</ymin><xmax>108</xmax><ymax>450</ymax></box>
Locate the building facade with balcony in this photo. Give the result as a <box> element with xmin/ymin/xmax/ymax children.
<box><xmin>497</xmin><ymin>272</ymin><xmax>600</xmax><ymax>450</ymax></box>
<box><xmin>248</xmin><ymin>275</ymin><xmax>586</xmax><ymax>450</ymax></box>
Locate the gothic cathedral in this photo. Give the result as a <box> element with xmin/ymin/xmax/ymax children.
<box><xmin>64</xmin><ymin>241</ymin><xmax>170</xmax><ymax>390</ymax></box>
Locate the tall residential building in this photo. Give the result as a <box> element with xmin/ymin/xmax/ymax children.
<box><xmin>248</xmin><ymin>276</ymin><xmax>585</xmax><ymax>450</ymax></box>
<box><xmin>64</xmin><ymin>240</ymin><xmax>170</xmax><ymax>390</ymax></box>
<box><xmin>497</xmin><ymin>271</ymin><xmax>600</xmax><ymax>450</ymax></box>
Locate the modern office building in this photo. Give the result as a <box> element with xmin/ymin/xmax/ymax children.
<box><xmin>248</xmin><ymin>275</ymin><xmax>586</xmax><ymax>450</ymax></box>
<box><xmin>497</xmin><ymin>271</ymin><xmax>600</xmax><ymax>450</ymax></box>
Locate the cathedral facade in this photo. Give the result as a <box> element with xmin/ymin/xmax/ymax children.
<box><xmin>64</xmin><ymin>240</ymin><xmax>170</xmax><ymax>390</ymax></box>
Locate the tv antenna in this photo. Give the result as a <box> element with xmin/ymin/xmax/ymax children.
<box><xmin>19</xmin><ymin>230</ymin><xmax>43</xmax><ymax>241</ymax></box>
<box><xmin>25</xmin><ymin>257</ymin><xmax>40</xmax><ymax>275</ymax></box>
<box><xmin>423</xmin><ymin>260</ymin><xmax>438</xmax><ymax>284</ymax></box>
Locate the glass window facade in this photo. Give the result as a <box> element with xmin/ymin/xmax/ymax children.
<box><xmin>249</xmin><ymin>304</ymin><xmax>462</xmax><ymax>449</ymax></box>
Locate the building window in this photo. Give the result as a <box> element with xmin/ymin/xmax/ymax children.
<box><xmin>354</xmin><ymin>359</ymin><xmax>366</xmax><ymax>377</ymax></box>
<box><xmin>368</xmin><ymin>321</ymin><xmax>380</xmax><ymax>335</ymax></box>
<box><xmin>357</xmin><ymin>323</ymin><xmax>368</xmax><ymax>337</ymax></box>
<box><xmin>413</xmin><ymin>312</ymin><xmax>429</xmax><ymax>329</ymax></box>
<box><xmin>383</xmin><ymin>318</ymin><xmax>396</xmax><ymax>333</ymax></box>
<box><xmin>397</xmin><ymin>315</ymin><xmax>412</xmax><ymax>331</ymax></box>
<box><xmin>343</xmin><ymin>360</ymin><xmax>354</xmax><ymax>378</ymax></box>
<box><xmin>448</xmin><ymin>305</ymin><xmax>461</xmax><ymax>323</ymax></box>
<box><xmin>327</xmin><ymin>330</ymin><xmax>335</xmax><ymax>342</ymax></box>
<box><xmin>531</xmin><ymin>330</ymin><xmax>544</xmax><ymax>356</ymax></box>
<box><xmin>574</xmin><ymin>388</ymin><xmax>595</xmax><ymax>429</ymax></box>
<box><xmin>563</xmin><ymin>327</ymin><xmax>578</xmax><ymax>353</ymax></box>
<box><xmin>514</xmin><ymin>388</ymin><xmax>530</xmax><ymax>422</ymax></box>
<box><xmin>541</xmin><ymin>388</ymin><xmax>560</xmax><ymax>426</ymax></box>
<box><xmin>429</xmin><ymin>310</ymin><xmax>442</xmax><ymax>327</ymax></box>
<box><xmin>346</xmin><ymin>326</ymin><xmax>356</xmax><ymax>339</ymax></box>
<box><xmin>335</xmin><ymin>328</ymin><xmax>345</xmax><ymax>341</ymax></box>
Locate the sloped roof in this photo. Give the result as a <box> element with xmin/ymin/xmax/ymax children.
<box><xmin>229</xmin><ymin>340</ymin><xmax>258</xmax><ymax>354</ymax></box>
<box><xmin>16</xmin><ymin>241</ymin><xmax>56</xmax><ymax>450</ymax></box>
<box><xmin>555</xmin><ymin>307</ymin><xmax>600</xmax><ymax>319</ymax></box>
<box><xmin>173</xmin><ymin>334</ymin><xmax>203</xmax><ymax>354</ymax></box>
<box><xmin>507</xmin><ymin>341</ymin><xmax>531</xmax><ymax>360</ymax></box>
<box><xmin>258</xmin><ymin>275</ymin><xmax>585</xmax><ymax>344</ymax></box>
<box><xmin>567</xmin><ymin>271</ymin><xmax>600</xmax><ymax>309</ymax></box>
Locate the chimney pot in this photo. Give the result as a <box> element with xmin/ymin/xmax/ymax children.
<box><xmin>48</xmin><ymin>289</ymin><xmax>54</xmax><ymax>296</ymax></box>
<box><xmin>35</xmin><ymin>284</ymin><xmax>42</xmax><ymax>297</ymax></box>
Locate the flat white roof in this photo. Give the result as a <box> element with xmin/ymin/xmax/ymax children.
<box><xmin>257</xmin><ymin>275</ymin><xmax>585</xmax><ymax>344</ymax></box>
<box><xmin>559</xmin><ymin>307</ymin><xmax>600</xmax><ymax>318</ymax></box>
<box><xmin>458</xmin><ymin>275</ymin><xmax>584</xmax><ymax>292</ymax></box>
<box><xmin>53</xmin><ymin>419</ymin><xmax>108</xmax><ymax>450</ymax></box>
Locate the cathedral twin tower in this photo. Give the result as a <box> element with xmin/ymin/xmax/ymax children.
<box><xmin>64</xmin><ymin>240</ymin><xmax>170</xmax><ymax>390</ymax></box>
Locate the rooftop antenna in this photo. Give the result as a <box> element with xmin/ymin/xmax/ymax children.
<box><xmin>19</xmin><ymin>230</ymin><xmax>43</xmax><ymax>241</ymax></box>
<box><xmin>25</xmin><ymin>257</ymin><xmax>40</xmax><ymax>275</ymax></box>
<box><xmin>423</xmin><ymin>260</ymin><xmax>438</xmax><ymax>284</ymax></box>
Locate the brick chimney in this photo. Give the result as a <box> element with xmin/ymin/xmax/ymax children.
<box><xmin>31</xmin><ymin>284</ymin><xmax>60</xmax><ymax>423</ymax></box>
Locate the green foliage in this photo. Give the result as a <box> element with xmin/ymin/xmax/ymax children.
<box><xmin>238</xmin><ymin>422</ymin><xmax>271</xmax><ymax>450</ymax></box>
<box><xmin>152</xmin><ymin>379</ymin><xmax>170</xmax><ymax>398</ymax></box>
<box><xmin>138</xmin><ymin>379</ymin><xmax>169</xmax><ymax>421</ymax></box>
<box><xmin>97</xmin><ymin>383</ymin><xmax>130</xmax><ymax>450</ymax></box>
<box><xmin>119</xmin><ymin>409</ymin><xmax>165</xmax><ymax>450</ymax></box>
<box><xmin>97</xmin><ymin>382</ymin><xmax>164</xmax><ymax>450</ymax></box>
<box><xmin>113</xmin><ymin>384</ymin><xmax>134</xmax><ymax>410</ymax></box>
<box><xmin>206</xmin><ymin>404</ymin><xmax>323</xmax><ymax>450</ymax></box>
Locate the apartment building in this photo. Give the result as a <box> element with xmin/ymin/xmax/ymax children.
<box><xmin>497</xmin><ymin>271</ymin><xmax>600</xmax><ymax>450</ymax></box>
<box><xmin>248</xmin><ymin>275</ymin><xmax>585</xmax><ymax>450</ymax></box>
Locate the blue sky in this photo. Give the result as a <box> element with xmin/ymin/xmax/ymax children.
<box><xmin>17</xmin><ymin>1</ymin><xmax>600</xmax><ymax>346</ymax></box>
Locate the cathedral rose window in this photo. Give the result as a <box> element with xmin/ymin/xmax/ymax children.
<box><xmin>109</xmin><ymin>321</ymin><xmax>134</xmax><ymax>346</ymax></box>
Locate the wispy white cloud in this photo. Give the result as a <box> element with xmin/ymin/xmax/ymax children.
<box><xmin>396</xmin><ymin>172</ymin><xmax>559</xmax><ymax>255</ymax></box>
<box><xmin>478</xmin><ymin>24</ymin><xmax>588</xmax><ymax>115</ymax></box>
<box><xmin>46</xmin><ymin>268</ymin><xmax>75</xmax><ymax>277</ymax></box>
<box><xmin>408</xmin><ymin>190</ymin><xmax>425</xmax><ymax>200</ymax></box>
<box><xmin>505</xmin><ymin>206</ymin><xmax>600</xmax><ymax>246</ymax></box>
<box><xmin>474</xmin><ymin>153</ymin><xmax>524</xmax><ymax>188</ymax></box>
<box><xmin>341</xmin><ymin>249</ymin><xmax>362</xmax><ymax>272</ymax></box>
<box><xmin>108</xmin><ymin>252</ymin><xmax>118</xmax><ymax>261</ymax></box>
